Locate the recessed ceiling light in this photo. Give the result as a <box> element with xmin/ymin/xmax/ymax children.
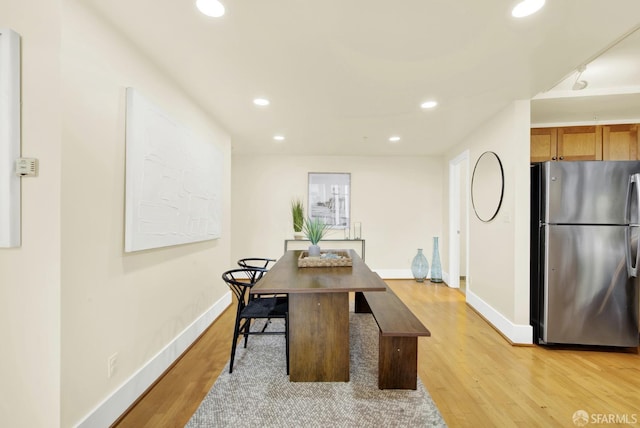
<box><xmin>273</xmin><ymin>135</ymin><xmax>285</xmax><ymax>141</ymax></box>
<box><xmin>389</xmin><ymin>136</ymin><xmax>401</xmax><ymax>143</ymax></box>
<box><xmin>511</xmin><ymin>0</ymin><xmax>545</xmax><ymax>18</ymax></box>
<box><xmin>253</xmin><ymin>98</ymin><xmax>270</xmax><ymax>107</ymax></box>
<box><xmin>196</xmin><ymin>0</ymin><xmax>225</xmax><ymax>18</ymax></box>
<box><xmin>420</xmin><ymin>100</ymin><xmax>438</xmax><ymax>109</ymax></box>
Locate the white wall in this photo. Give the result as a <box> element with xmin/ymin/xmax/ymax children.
<box><xmin>231</xmin><ymin>155</ymin><xmax>443</xmax><ymax>275</ymax></box>
<box><xmin>0</xmin><ymin>1</ymin><xmax>62</xmax><ymax>427</ymax></box>
<box><xmin>60</xmin><ymin>1</ymin><xmax>231</xmax><ymax>426</ymax></box>
<box><xmin>444</xmin><ymin>100</ymin><xmax>532</xmax><ymax>344</ymax></box>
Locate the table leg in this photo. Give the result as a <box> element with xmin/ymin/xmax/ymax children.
<box><xmin>288</xmin><ymin>292</ymin><xmax>349</xmax><ymax>382</ymax></box>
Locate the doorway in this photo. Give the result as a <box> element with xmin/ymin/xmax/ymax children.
<box><xmin>449</xmin><ymin>151</ymin><xmax>470</xmax><ymax>293</ymax></box>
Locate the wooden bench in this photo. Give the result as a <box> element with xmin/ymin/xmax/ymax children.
<box><xmin>355</xmin><ymin>276</ymin><xmax>431</xmax><ymax>390</ymax></box>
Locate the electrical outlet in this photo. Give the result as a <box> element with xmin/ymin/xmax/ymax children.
<box><xmin>108</xmin><ymin>353</ymin><xmax>118</xmax><ymax>378</ymax></box>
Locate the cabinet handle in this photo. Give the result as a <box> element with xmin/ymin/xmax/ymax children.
<box><xmin>559</xmin><ymin>156</ymin><xmax>564</xmax><ymax>160</ymax></box>
<box><xmin>552</xmin><ymin>156</ymin><xmax>557</xmax><ymax>160</ymax></box>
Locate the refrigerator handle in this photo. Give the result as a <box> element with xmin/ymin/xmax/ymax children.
<box><xmin>625</xmin><ymin>173</ymin><xmax>640</xmax><ymax>277</ymax></box>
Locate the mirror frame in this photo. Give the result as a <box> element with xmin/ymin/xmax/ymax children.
<box><xmin>471</xmin><ymin>151</ymin><xmax>504</xmax><ymax>223</ymax></box>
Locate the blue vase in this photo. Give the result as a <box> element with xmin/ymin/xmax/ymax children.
<box><xmin>430</xmin><ymin>237</ymin><xmax>443</xmax><ymax>283</ymax></box>
<box><xmin>411</xmin><ymin>249</ymin><xmax>429</xmax><ymax>283</ymax></box>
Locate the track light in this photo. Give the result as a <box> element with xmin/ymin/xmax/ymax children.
<box><xmin>572</xmin><ymin>65</ymin><xmax>588</xmax><ymax>91</ymax></box>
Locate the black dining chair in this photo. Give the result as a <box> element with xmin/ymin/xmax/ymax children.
<box><xmin>222</xmin><ymin>268</ymin><xmax>289</xmax><ymax>374</ymax></box>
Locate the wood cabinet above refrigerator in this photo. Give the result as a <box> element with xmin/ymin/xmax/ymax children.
<box><xmin>531</xmin><ymin>124</ymin><xmax>639</xmax><ymax>162</ymax></box>
<box><xmin>531</xmin><ymin>127</ymin><xmax>558</xmax><ymax>162</ymax></box>
<box><xmin>602</xmin><ymin>124</ymin><xmax>639</xmax><ymax>160</ymax></box>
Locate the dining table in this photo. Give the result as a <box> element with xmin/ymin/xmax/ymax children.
<box><xmin>250</xmin><ymin>249</ymin><xmax>386</xmax><ymax>382</ymax></box>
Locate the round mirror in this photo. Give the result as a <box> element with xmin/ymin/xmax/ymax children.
<box><xmin>471</xmin><ymin>151</ymin><xmax>504</xmax><ymax>222</ymax></box>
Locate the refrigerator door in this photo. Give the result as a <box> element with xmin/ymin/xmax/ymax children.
<box><xmin>544</xmin><ymin>224</ymin><xmax>639</xmax><ymax>347</ymax></box>
<box><xmin>543</xmin><ymin>161</ymin><xmax>640</xmax><ymax>225</ymax></box>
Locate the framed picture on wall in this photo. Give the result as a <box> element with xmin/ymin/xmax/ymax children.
<box><xmin>308</xmin><ymin>172</ymin><xmax>350</xmax><ymax>229</ymax></box>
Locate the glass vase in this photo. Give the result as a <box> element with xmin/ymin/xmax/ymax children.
<box><xmin>430</xmin><ymin>236</ymin><xmax>443</xmax><ymax>283</ymax></box>
<box><xmin>411</xmin><ymin>248</ymin><xmax>429</xmax><ymax>283</ymax></box>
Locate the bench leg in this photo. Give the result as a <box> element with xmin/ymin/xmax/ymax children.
<box><xmin>354</xmin><ymin>291</ymin><xmax>371</xmax><ymax>313</ymax></box>
<box><xmin>378</xmin><ymin>333</ymin><xmax>418</xmax><ymax>390</ymax></box>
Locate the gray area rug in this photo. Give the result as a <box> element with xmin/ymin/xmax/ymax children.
<box><xmin>186</xmin><ymin>311</ymin><xmax>447</xmax><ymax>427</ymax></box>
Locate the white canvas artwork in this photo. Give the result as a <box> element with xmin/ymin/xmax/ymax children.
<box><xmin>124</xmin><ymin>88</ymin><xmax>222</xmax><ymax>252</ymax></box>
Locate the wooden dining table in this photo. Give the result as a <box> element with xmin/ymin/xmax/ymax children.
<box><xmin>250</xmin><ymin>249</ymin><xmax>386</xmax><ymax>382</ymax></box>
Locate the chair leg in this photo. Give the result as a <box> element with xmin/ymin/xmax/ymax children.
<box><xmin>229</xmin><ymin>315</ymin><xmax>242</xmax><ymax>374</ymax></box>
<box><xmin>261</xmin><ymin>318</ymin><xmax>271</xmax><ymax>332</ymax></box>
<box><xmin>243</xmin><ymin>318</ymin><xmax>251</xmax><ymax>348</ymax></box>
<box><xmin>230</xmin><ymin>308</ymin><xmax>289</xmax><ymax>375</ymax></box>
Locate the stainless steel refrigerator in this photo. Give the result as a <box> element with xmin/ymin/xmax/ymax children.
<box><xmin>531</xmin><ymin>161</ymin><xmax>640</xmax><ymax>347</ymax></box>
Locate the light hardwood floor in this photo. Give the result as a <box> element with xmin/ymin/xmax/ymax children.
<box><xmin>113</xmin><ymin>280</ymin><xmax>640</xmax><ymax>428</ymax></box>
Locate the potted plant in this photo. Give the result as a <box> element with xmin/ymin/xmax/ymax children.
<box><xmin>302</xmin><ymin>217</ymin><xmax>329</xmax><ymax>257</ymax></box>
<box><xmin>291</xmin><ymin>199</ymin><xmax>305</xmax><ymax>239</ymax></box>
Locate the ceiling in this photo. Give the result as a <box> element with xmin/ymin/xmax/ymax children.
<box><xmin>81</xmin><ymin>0</ymin><xmax>640</xmax><ymax>156</ymax></box>
<box><xmin>531</xmin><ymin>25</ymin><xmax>640</xmax><ymax>125</ymax></box>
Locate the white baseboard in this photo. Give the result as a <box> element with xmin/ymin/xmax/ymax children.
<box><xmin>374</xmin><ymin>269</ymin><xmax>450</xmax><ymax>284</ymax></box>
<box><xmin>372</xmin><ymin>269</ymin><xmax>412</xmax><ymax>279</ymax></box>
<box><xmin>442</xmin><ymin>271</ymin><xmax>453</xmax><ymax>287</ymax></box>
<box><xmin>466</xmin><ymin>289</ymin><xmax>533</xmax><ymax>345</ymax></box>
<box><xmin>75</xmin><ymin>291</ymin><xmax>232</xmax><ymax>428</ymax></box>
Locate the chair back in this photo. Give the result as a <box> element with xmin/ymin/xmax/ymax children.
<box><xmin>237</xmin><ymin>257</ymin><xmax>276</xmax><ymax>270</ymax></box>
<box><xmin>222</xmin><ymin>268</ymin><xmax>267</xmax><ymax>306</ymax></box>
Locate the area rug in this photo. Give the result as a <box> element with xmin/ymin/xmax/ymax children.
<box><xmin>186</xmin><ymin>311</ymin><xmax>447</xmax><ymax>427</ymax></box>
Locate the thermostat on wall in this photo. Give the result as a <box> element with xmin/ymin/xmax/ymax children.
<box><xmin>15</xmin><ymin>157</ymin><xmax>38</xmax><ymax>177</ymax></box>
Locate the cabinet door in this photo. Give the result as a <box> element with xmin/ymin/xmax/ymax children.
<box><xmin>531</xmin><ymin>128</ymin><xmax>557</xmax><ymax>162</ymax></box>
<box><xmin>602</xmin><ymin>124</ymin><xmax>639</xmax><ymax>160</ymax></box>
<box><xmin>557</xmin><ymin>126</ymin><xmax>602</xmax><ymax>161</ymax></box>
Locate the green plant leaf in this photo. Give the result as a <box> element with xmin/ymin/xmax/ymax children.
<box><xmin>302</xmin><ymin>217</ymin><xmax>329</xmax><ymax>245</ymax></box>
<box><xmin>291</xmin><ymin>199</ymin><xmax>304</xmax><ymax>232</ymax></box>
